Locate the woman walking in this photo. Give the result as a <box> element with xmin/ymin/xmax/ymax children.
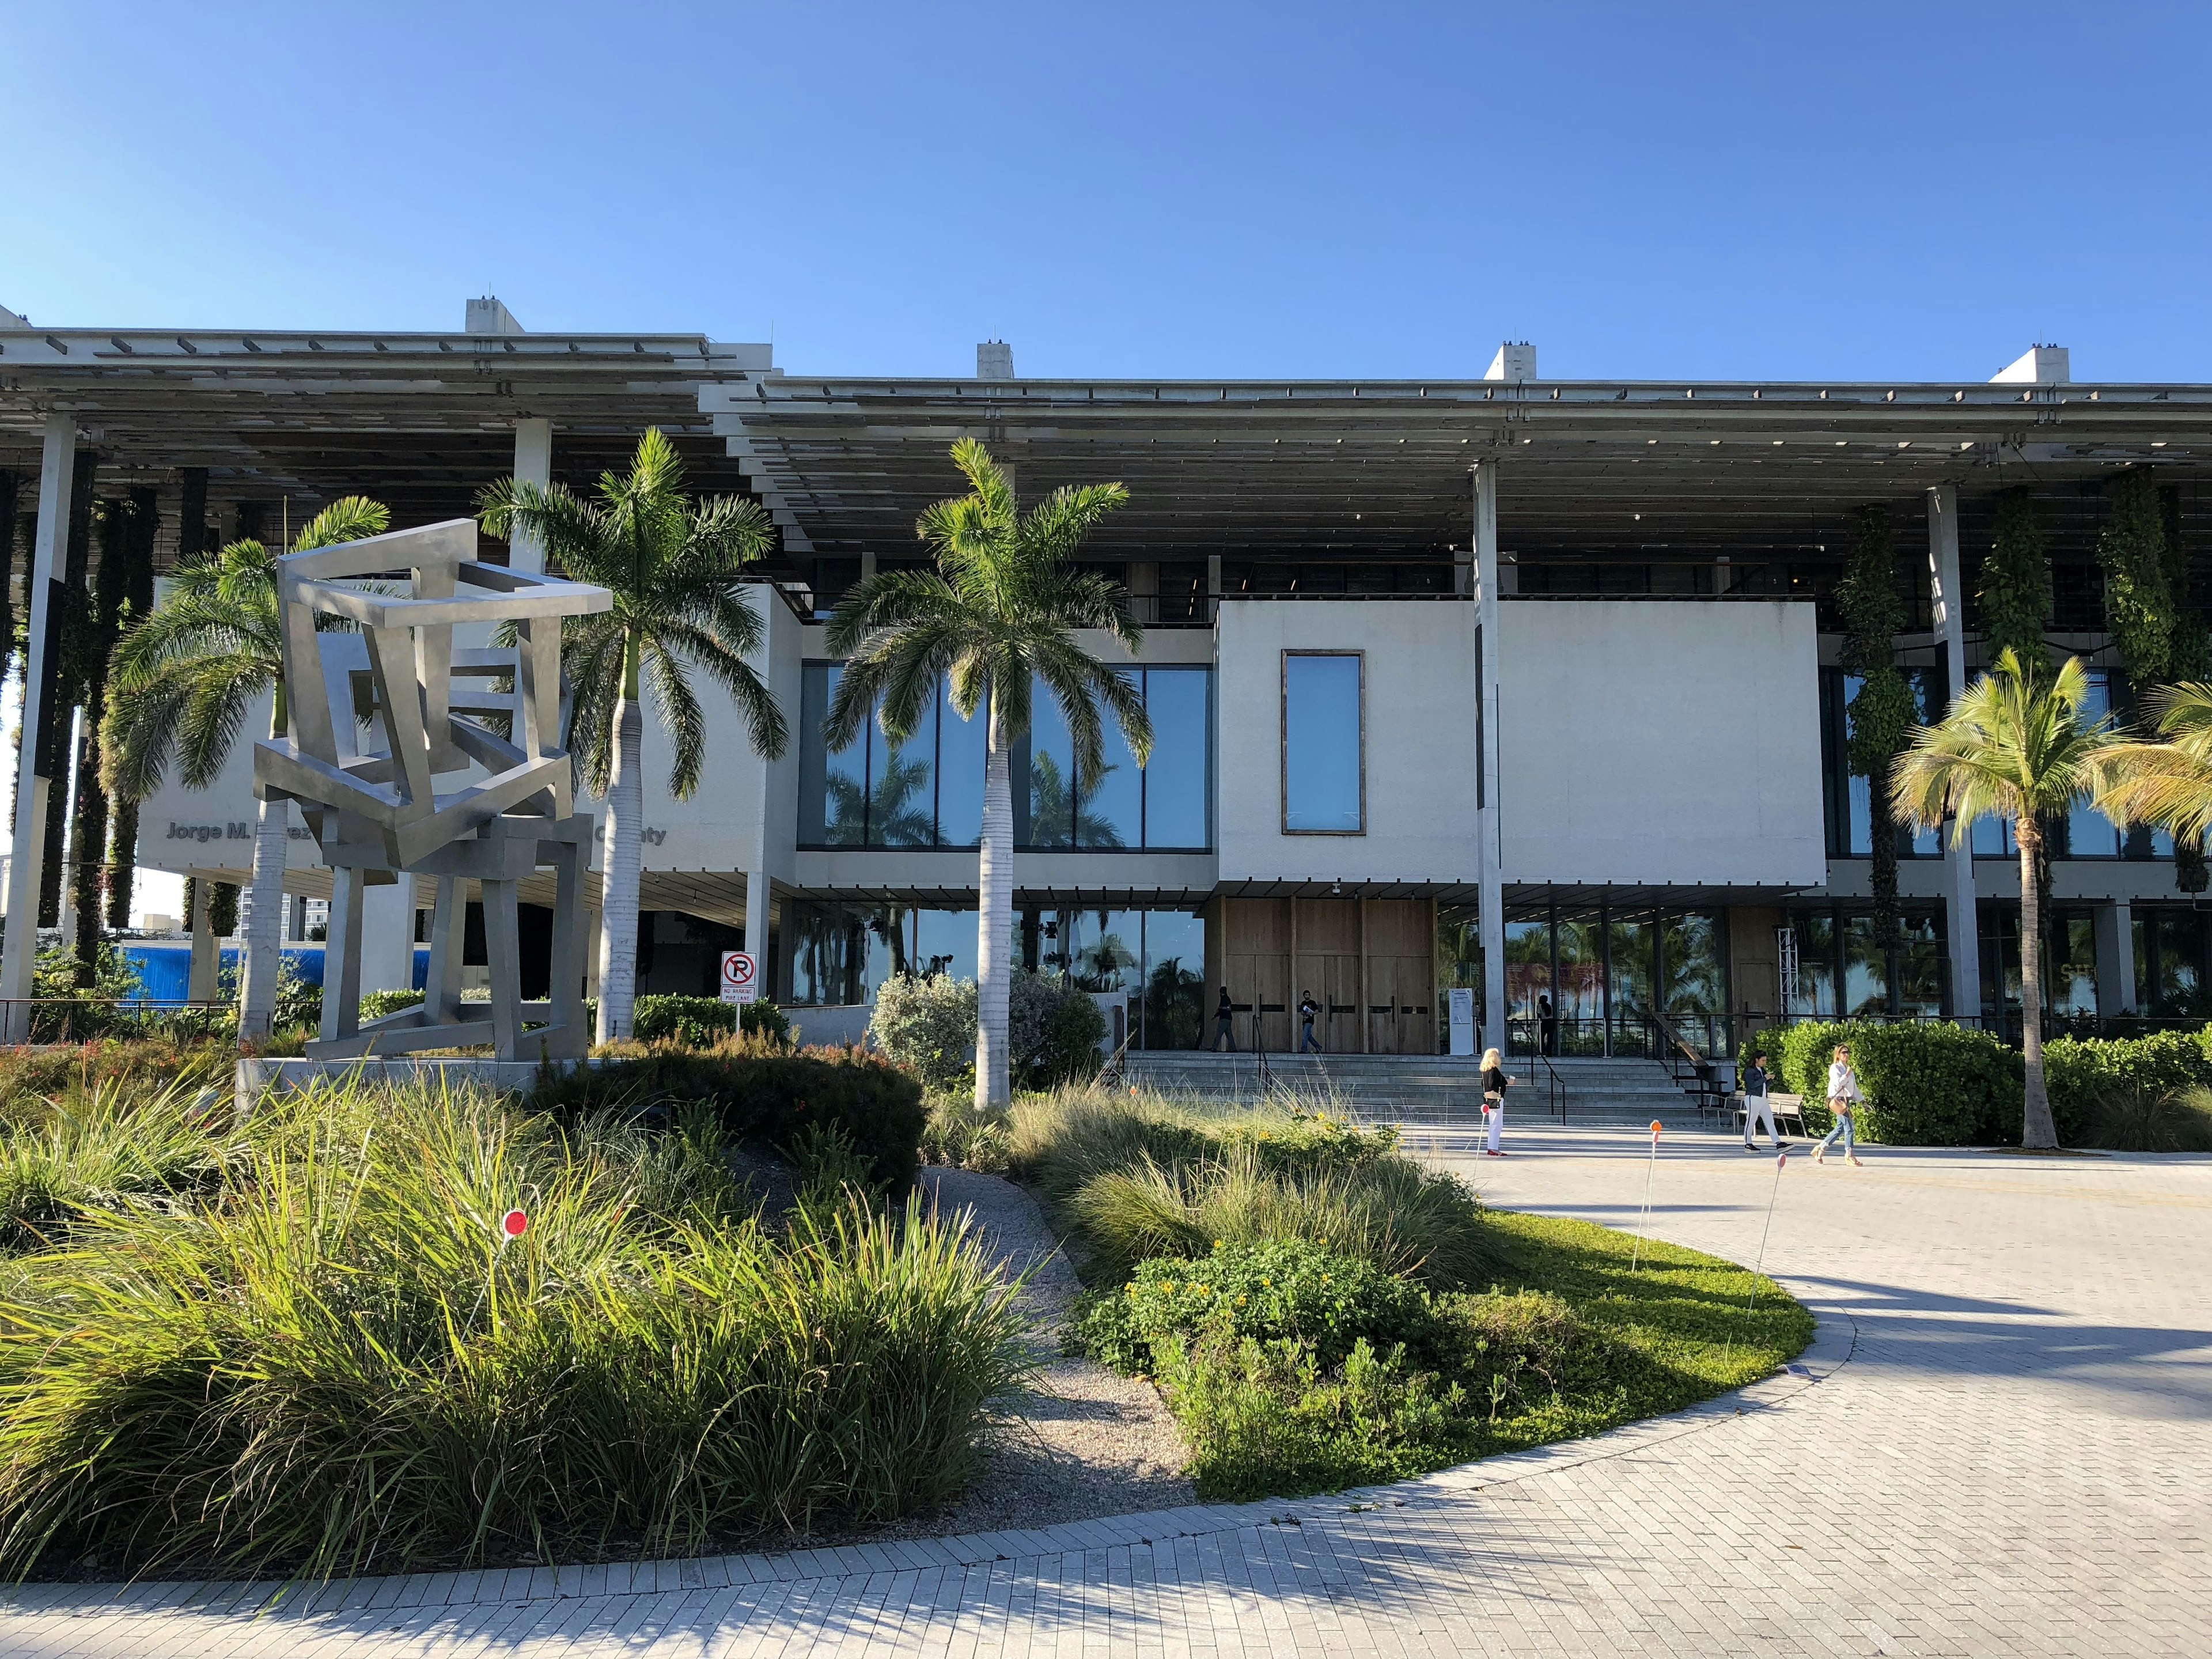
<box><xmin>1480</xmin><ymin>1045</ymin><xmax>1510</xmax><ymax>1157</ymax></box>
<box><xmin>1816</xmin><ymin>1043</ymin><xmax>1866</xmax><ymax>1166</ymax></box>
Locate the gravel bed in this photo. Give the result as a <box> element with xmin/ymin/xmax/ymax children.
<box><xmin>888</xmin><ymin>1166</ymin><xmax>1194</xmax><ymax>1537</ymax></box>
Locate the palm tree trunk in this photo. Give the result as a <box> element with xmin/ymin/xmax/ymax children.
<box><xmin>975</xmin><ymin>690</ymin><xmax>1014</xmax><ymax>1108</ymax></box>
<box><xmin>2017</xmin><ymin>818</ymin><xmax>2058</xmax><ymax>1148</ymax></box>
<box><xmin>595</xmin><ymin>671</ymin><xmax>645</xmax><ymax>1044</ymax></box>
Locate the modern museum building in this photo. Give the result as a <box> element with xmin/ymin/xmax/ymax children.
<box><xmin>3</xmin><ymin>302</ymin><xmax>2207</xmax><ymax>1060</ymax></box>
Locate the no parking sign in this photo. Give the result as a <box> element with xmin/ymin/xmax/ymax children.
<box><xmin>719</xmin><ymin>950</ymin><xmax>759</xmax><ymax>1005</ymax></box>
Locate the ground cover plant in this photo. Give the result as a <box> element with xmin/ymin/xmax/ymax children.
<box><xmin>0</xmin><ymin>1073</ymin><xmax>1022</xmax><ymax>1581</ymax></box>
<box><xmin>1025</xmin><ymin>1085</ymin><xmax>1809</xmax><ymax>1502</ymax></box>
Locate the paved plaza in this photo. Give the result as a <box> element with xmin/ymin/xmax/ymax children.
<box><xmin>6</xmin><ymin>1125</ymin><xmax>2209</xmax><ymax>1657</ymax></box>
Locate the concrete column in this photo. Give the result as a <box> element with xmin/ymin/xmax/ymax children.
<box><xmin>2094</xmin><ymin>900</ymin><xmax>2137</xmax><ymax>1017</ymax></box>
<box><xmin>1927</xmin><ymin>484</ymin><xmax>1983</xmax><ymax>1023</ymax></box>
<box><xmin>507</xmin><ymin>418</ymin><xmax>554</xmax><ymax>574</ymax></box>
<box><xmin>1</xmin><ymin>416</ymin><xmax>76</xmax><ymax>1034</ymax></box>
<box><xmin>1474</xmin><ymin>461</ymin><xmax>1506</xmax><ymax>1052</ymax></box>
<box><xmin>746</xmin><ymin>874</ymin><xmax>771</xmax><ymax>997</ymax></box>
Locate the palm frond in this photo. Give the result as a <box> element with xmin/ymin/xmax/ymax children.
<box><xmin>642</xmin><ymin>638</ymin><xmax>707</xmax><ymax>799</ymax></box>
<box><xmin>657</xmin><ymin>619</ymin><xmax>789</xmax><ymax>762</ymax></box>
<box><xmin>291</xmin><ymin>497</ymin><xmax>391</xmax><ymax>552</ymax></box>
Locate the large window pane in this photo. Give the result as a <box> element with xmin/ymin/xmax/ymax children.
<box><xmin>1844</xmin><ymin>915</ymin><xmax>1888</xmax><ymax>1016</ymax></box>
<box><xmin>1141</xmin><ymin>910</ymin><xmax>1206</xmax><ymax>1050</ymax></box>
<box><xmin>912</xmin><ymin>908</ymin><xmax>978</xmax><ymax>982</ymax></box>
<box><xmin>785</xmin><ymin>900</ymin><xmax>893</xmax><ymax>1005</ymax></box>
<box><xmin>867</xmin><ymin>694</ymin><xmax>937</xmax><ymax>848</ymax></box>
<box><xmin>1026</xmin><ymin>679</ymin><xmax>1077</xmax><ymax>849</ymax></box>
<box><xmin>2050</xmin><ymin>914</ymin><xmax>2097</xmax><ymax>1017</ymax></box>
<box><xmin>935</xmin><ymin>680</ymin><xmax>987</xmax><ymax>849</ymax></box>
<box><xmin>1504</xmin><ymin>918</ymin><xmax>1550</xmax><ymax>1056</ymax></box>
<box><xmin>2063</xmin><ymin>672</ymin><xmax>2122</xmax><ymax>857</ymax></box>
<box><xmin>1895</xmin><ymin>912</ymin><xmax>1946</xmax><ymax>1019</ymax></box>
<box><xmin>1782</xmin><ymin>911</ymin><xmax>1837</xmax><ymax>1020</ymax></box>
<box><xmin>1282</xmin><ymin>653</ymin><xmax>1363</xmax><ymax>832</ymax></box>
<box><xmin>1142</xmin><ymin>668</ymin><xmax>1211</xmax><ymax>849</ymax></box>
<box><xmin>1661</xmin><ymin>910</ymin><xmax>1728</xmax><ymax>1055</ymax></box>
<box><xmin>799</xmin><ymin>664</ymin><xmax>868</xmax><ymax>847</ymax></box>
<box><xmin>1607</xmin><ymin>914</ymin><xmax>1656</xmax><ymax>1055</ymax></box>
<box><xmin>1084</xmin><ymin>673</ymin><xmax>1142</xmax><ymax>849</ymax></box>
<box><xmin>2155</xmin><ymin>910</ymin><xmax>2207</xmax><ymax>1014</ymax></box>
<box><xmin>1555</xmin><ymin>911</ymin><xmax>1604</xmax><ymax>1054</ymax></box>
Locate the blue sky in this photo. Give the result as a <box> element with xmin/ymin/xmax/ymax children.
<box><xmin>3</xmin><ymin>2</ymin><xmax>2206</xmax><ymax>382</ymax></box>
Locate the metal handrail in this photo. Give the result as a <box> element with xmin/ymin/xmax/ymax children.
<box><xmin>1093</xmin><ymin>1026</ymin><xmax>1137</xmax><ymax>1089</ymax></box>
<box><xmin>0</xmin><ymin>996</ymin><xmax>237</xmax><ymax>1046</ymax></box>
<box><xmin>1527</xmin><ymin>1047</ymin><xmax>1567</xmax><ymax>1122</ymax></box>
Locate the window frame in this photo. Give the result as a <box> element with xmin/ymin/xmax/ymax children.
<box><xmin>1279</xmin><ymin>649</ymin><xmax>1366</xmax><ymax>836</ymax></box>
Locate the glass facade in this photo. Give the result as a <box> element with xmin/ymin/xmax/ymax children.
<box><xmin>1781</xmin><ymin>904</ymin><xmax>1948</xmax><ymax>1023</ymax></box>
<box><xmin>1820</xmin><ymin>668</ymin><xmax>1941</xmax><ymax>858</ymax></box>
<box><xmin>799</xmin><ymin>664</ymin><xmax>1211</xmax><ymax>851</ymax></box>
<box><xmin>1503</xmin><ymin>902</ymin><xmax>1730</xmax><ymax>1058</ymax></box>
<box><xmin>1282</xmin><ymin>653</ymin><xmax>1362</xmax><ymax>832</ymax></box>
<box><xmin>781</xmin><ymin>899</ymin><xmax>1206</xmax><ymax>1046</ymax></box>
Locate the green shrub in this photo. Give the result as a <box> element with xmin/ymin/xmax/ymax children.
<box><xmin>1037</xmin><ymin>991</ymin><xmax>1108</xmax><ymax>1085</ymax></box>
<box><xmin>1154</xmin><ymin>1332</ymin><xmax>1461</xmax><ymax>1501</ymax></box>
<box><xmin>1772</xmin><ymin>1020</ymin><xmax>2021</xmax><ymax>1145</ymax></box>
<box><xmin>2042</xmin><ymin>1028</ymin><xmax>2212</xmax><ymax>1145</ymax></box>
<box><xmin>1428</xmin><ymin>1287</ymin><xmax>1618</xmax><ymax>1412</ymax></box>
<box><xmin>2077</xmin><ymin>1082</ymin><xmax>2212</xmax><ymax>1152</ymax></box>
<box><xmin>0</xmin><ymin>1078</ymin><xmax>1022</xmax><ymax>1579</ymax></box>
<box><xmin>0</xmin><ymin>1037</ymin><xmax>236</xmax><ymax>1131</ymax></box>
<box><xmin>1070</xmin><ymin>1238</ymin><xmax>1430</xmax><ymax>1373</ymax></box>
<box><xmin>632</xmin><ymin>995</ymin><xmax>790</xmax><ymax>1047</ymax></box>
<box><xmin>872</xmin><ymin>975</ymin><xmax>979</xmax><ymax>1088</ymax></box>
<box><xmin>358</xmin><ymin>987</ymin><xmax>428</xmax><ymax>1021</ymax></box>
<box><xmin>522</xmin><ymin>1035</ymin><xmax>926</xmax><ymax>1190</ymax></box>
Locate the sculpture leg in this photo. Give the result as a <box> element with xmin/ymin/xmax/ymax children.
<box><xmin>321</xmin><ymin>865</ymin><xmax>367</xmax><ymax>1044</ymax></box>
<box><xmin>424</xmin><ymin>875</ymin><xmax>466</xmax><ymax>1025</ymax></box>
<box><xmin>482</xmin><ymin>877</ymin><xmax>521</xmax><ymax>1060</ymax></box>
<box><xmin>544</xmin><ymin>838</ymin><xmax>586</xmax><ymax>1059</ymax></box>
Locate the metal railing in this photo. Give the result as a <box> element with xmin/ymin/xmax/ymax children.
<box><xmin>0</xmin><ymin>997</ymin><xmax>237</xmax><ymax>1046</ymax></box>
<box><xmin>1525</xmin><ymin>1047</ymin><xmax>1567</xmax><ymax>1122</ymax></box>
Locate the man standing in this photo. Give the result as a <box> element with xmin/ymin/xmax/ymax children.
<box><xmin>1298</xmin><ymin>989</ymin><xmax>1322</xmax><ymax>1053</ymax></box>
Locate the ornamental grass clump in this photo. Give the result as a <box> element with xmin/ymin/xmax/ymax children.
<box><xmin>0</xmin><ymin>1074</ymin><xmax>234</xmax><ymax>1252</ymax></box>
<box><xmin>0</xmin><ymin>1075</ymin><xmax>1023</xmax><ymax>1581</ymax></box>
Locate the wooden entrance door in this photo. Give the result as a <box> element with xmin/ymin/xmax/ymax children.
<box><xmin>1363</xmin><ymin>899</ymin><xmax>1435</xmax><ymax>1055</ymax></box>
<box><xmin>1292</xmin><ymin>897</ymin><xmax>1361</xmax><ymax>1052</ymax></box>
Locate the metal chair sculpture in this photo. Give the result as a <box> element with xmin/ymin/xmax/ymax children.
<box><xmin>253</xmin><ymin>519</ymin><xmax>612</xmax><ymax>1062</ymax></box>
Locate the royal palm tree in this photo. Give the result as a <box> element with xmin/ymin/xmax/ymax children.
<box><xmin>1891</xmin><ymin>650</ymin><xmax>2121</xmax><ymax>1148</ymax></box>
<box><xmin>824</xmin><ymin>438</ymin><xmax>1150</xmax><ymax>1107</ymax></box>
<box><xmin>101</xmin><ymin>497</ymin><xmax>391</xmax><ymax>1037</ymax></box>
<box><xmin>480</xmin><ymin>427</ymin><xmax>786</xmax><ymax>1042</ymax></box>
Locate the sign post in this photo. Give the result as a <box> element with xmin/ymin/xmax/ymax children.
<box><xmin>719</xmin><ymin>950</ymin><xmax>759</xmax><ymax>1006</ymax></box>
<box><xmin>1447</xmin><ymin>986</ymin><xmax>1475</xmax><ymax>1056</ymax></box>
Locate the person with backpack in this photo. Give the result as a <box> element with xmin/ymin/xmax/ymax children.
<box><xmin>1816</xmin><ymin>1043</ymin><xmax>1867</xmax><ymax>1166</ymax></box>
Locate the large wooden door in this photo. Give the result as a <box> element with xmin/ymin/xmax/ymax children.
<box><xmin>1363</xmin><ymin>899</ymin><xmax>1435</xmax><ymax>1055</ymax></box>
<box><xmin>1293</xmin><ymin>897</ymin><xmax>1361</xmax><ymax>1052</ymax></box>
<box><xmin>1223</xmin><ymin>897</ymin><xmax>1293</xmax><ymax>1051</ymax></box>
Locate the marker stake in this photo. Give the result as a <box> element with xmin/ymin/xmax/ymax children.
<box><xmin>1630</xmin><ymin>1120</ymin><xmax>1662</xmax><ymax>1273</ymax></box>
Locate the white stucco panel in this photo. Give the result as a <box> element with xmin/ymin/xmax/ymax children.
<box><xmin>1216</xmin><ymin>600</ymin><xmax>1479</xmax><ymax>884</ymax></box>
<box><xmin>1498</xmin><ymin>600</ymin><xmax>1824</xmax><ymax>888</ymax></box>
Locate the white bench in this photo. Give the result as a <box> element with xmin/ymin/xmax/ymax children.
<box><xmin>1735</xmin><ymin>1092</ymin><xmax>1808</xmax><ymax>1137</ymax></box>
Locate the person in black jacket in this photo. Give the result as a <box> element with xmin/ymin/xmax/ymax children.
<box><xmin>1480</xmin><ymin>1044</ymin><xmax>1510</xmax><ymax>1156</ymax></box>
<box><xmin>1213</xmin><ymin>985</ymin><xmax>1236</xmax><ymax>1052</ymax></box>
<box><xmin>1298</xmin><ymin>990</ymin><xmax>1323</xmax><ymax>1053</ymax></box>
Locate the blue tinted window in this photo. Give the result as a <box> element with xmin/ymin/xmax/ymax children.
<box><xmin>1026</xmin><ymin>677</ymin><xmax>1078</xmax><ymax>849</ymax></box>
<box><xmin>936</xmin><ymin>679</ymin><xmax>987</xmax><ymax>848</ymax></box>
<box><xmin>1085</xmin><ymin>672</ymin><xmax>1142</xmax><ymax>849</ymax></box>
<box><xmin>867</xmin><ymin>692</ymin><xmax>937</xmax><ymax>848</ymax></box>
<box><xmin>1142</xmin><ymin>668</ymin><xmax>1210</xmax><ymax>849</ymax></box>
<box><xmin>1139</xmin><ymin>910</ymin><xmax>1206</xmax><ymax>1049</ymax></box>
<box><xmin>1282</xmin><ymin>654</ymin><xmax>1362</xmax><ymax>832</ymax></box>
<box><xmin>798</xmin><ymin>664</ymin><xmax>867</xmax><ymax>846</ymax></box>
<box><xmin>912</xmin><ymin>908</ymin><xmax>978</xmax><ymax>982</ymax></box>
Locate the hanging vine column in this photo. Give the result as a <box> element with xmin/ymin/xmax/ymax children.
<box><xmin>1839</xmin><ymin>505</ymin><xmax>1915</xmax><ymax>979</ymax></box>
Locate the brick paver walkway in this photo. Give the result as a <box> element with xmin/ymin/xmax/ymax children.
<box><xmin>7</xmin><ymin>1126</ymin><xmax>2210</xmax><ymax>1657</ymax></box>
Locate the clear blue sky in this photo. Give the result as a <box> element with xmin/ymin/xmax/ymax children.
<box><xmin>3</xmin><ymin>2</ymin><xmax>2206</xmax><ymax>383</ymax></box>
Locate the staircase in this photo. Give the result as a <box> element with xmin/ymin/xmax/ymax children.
<box><xmin>1118</xmin><ymin>1050</ymin><xmax>1719</xmax><ymax>1129</ymax></box>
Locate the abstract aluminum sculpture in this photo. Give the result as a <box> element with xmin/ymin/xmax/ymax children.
<box><xmin>253</xmin><ymin>519</ymin><xmax>612</xmax><ymax>1062</ymax></box>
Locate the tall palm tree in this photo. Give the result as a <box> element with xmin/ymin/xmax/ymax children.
<box><xmin>101</xmin><ymin>497</ymin><xmax>391</xmax><ymax>1037</ymax></box>
<box><xmin>824</xmin><ymin>438</ymin><xmax>1150</xmax><ymax>1107</ymax></box>
<box><xmin>1891</xmin><ymin>650</ymin><xmax>2121</xmax><ymax>1148</ymax></box>
<box><xmin>480</xmin><ymin>427</ymin><xmax>786</xmax><ymax>1042</ymax></box>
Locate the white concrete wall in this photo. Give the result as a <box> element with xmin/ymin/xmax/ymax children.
<box><xmin>1497</xmin><ymin>600</ymin><xmax>1824</xmax><ymax>888</ymax></box>
<box><xmin>1215</xmin><ymin>600</ymin><xmax>1479</xmax><ymax>884</ymax></box>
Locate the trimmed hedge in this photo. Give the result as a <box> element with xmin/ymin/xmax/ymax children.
<box><xmin>1750</xmin><ymin>1018</ymin><xmax>2212</xmax><ymax>1146</ymax></box>
<box><xmin>521</xmin><ymin>1036</ymin><xmax>926</xmax><ymax>1188</ymax></box>
<box><xmin>1765</xmin><ymin>1020</ymin><xmax>2022</xmax><ymax>1146</ymax></box>
<box><xmin>631</xmin><ymin>995</ymin><xmax>791</xmax><ymax>1047</ymax></box>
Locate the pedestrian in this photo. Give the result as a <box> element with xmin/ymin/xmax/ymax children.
<box><xmin>1537</xmin><ymin>993</ymin><xmax>1558</xmax><ymax>1056</ymax></box>
<box><xmin>1213</xmin><ymin>985</ymin><xmax>1237</xmax><ymax>1052</ymax></box>
<box><xmin>1816</xmin><ymin>1042</ymin><xmax>1866</xmax><ymax>1166</ymax></box>
<box><xmin>1298</xmin><ymin>989</ymin><xmax>1322</xmax><ymax>1053</ymax></box>
<box><xmin>1480</xmin><ymin>1044</ymin><xmax>1510</xmax><ymax>1156</ymax></box>
<box><xmin>1741</xmin><ymin>1054</ymin><xmax>1784</xmax><ymax>1151</ymax></box>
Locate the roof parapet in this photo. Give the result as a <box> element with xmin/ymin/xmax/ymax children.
<box><xmin>1484</xmin><ymin>341</ymin><xmax>1536</xmax><ymax>382</ymax></box>
<box><xmin>976</xmin><ymin>339</ymin><xmax>1014</xmax><ymax>380</ymax></box>
<box><xmin>465</xmin><ymin>296</ymin><xmax>527</xmax><ymax>336</ymax></box>
<box><xmin>1991</xmin><ymin>343</ymin><xmax>2070</xmax><ymax>385</ymax></box>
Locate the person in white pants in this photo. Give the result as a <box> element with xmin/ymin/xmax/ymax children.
<box><xmin>1741</xmin><ymin>1056</ymin><xmax>1784</xmax><ymax>1151</ymax></box>
<box><xmin>1481</xmin><ymin>1046</ymin><xmax>1509</xmax><ymax>1156</ymax></box>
